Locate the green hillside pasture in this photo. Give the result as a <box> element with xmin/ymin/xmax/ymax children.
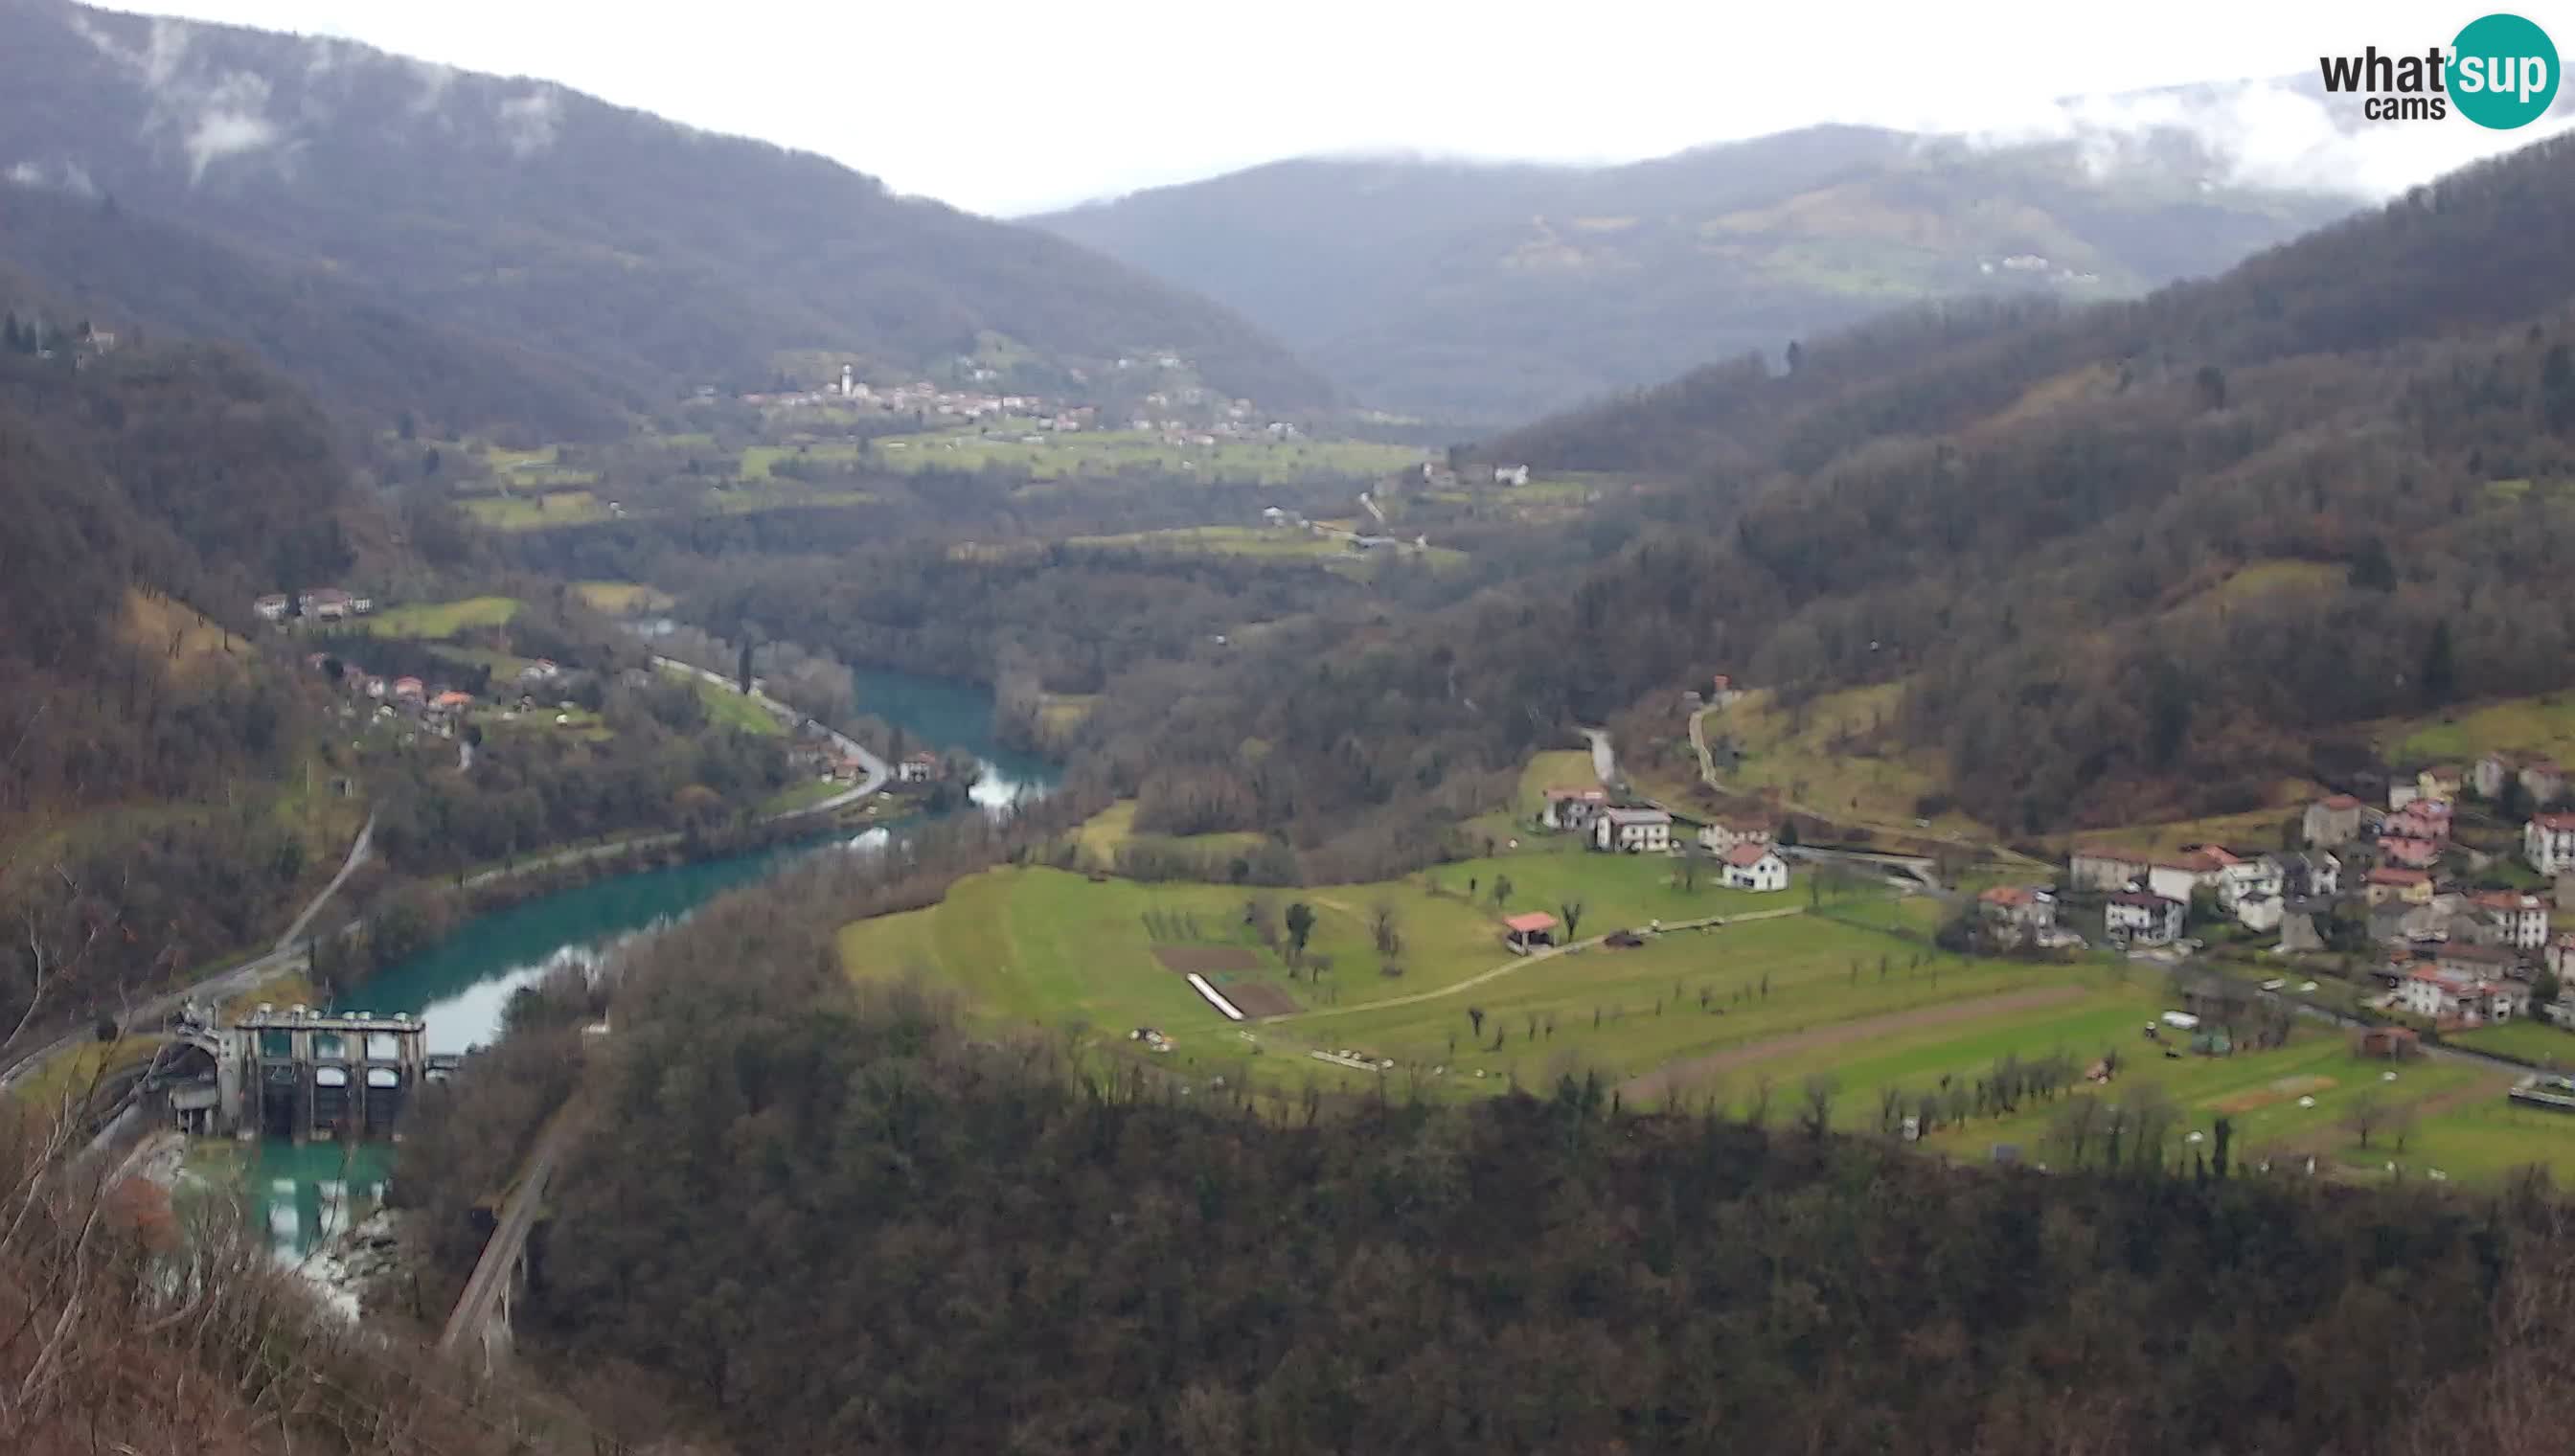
<box><xmin>363</xmin><ymin>596</ymin><xmax>522</xmax><ymax>639</ymax></box>
<box><xmin>874</xmin><ymin>427</ymin><xmax>1421</xmax><ymax>484</ymax></box>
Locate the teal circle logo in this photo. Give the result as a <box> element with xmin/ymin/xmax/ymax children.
<box><xmin>2450</xmin><ymin>12</ymin><xmax>2559</xmax><ymax>128</ymax></box>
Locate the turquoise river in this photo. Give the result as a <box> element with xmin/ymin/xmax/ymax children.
<box><xmin>242</xmin><ymin>666</ymin><xmax>1059</xmax><ymax>1260</ymax></box>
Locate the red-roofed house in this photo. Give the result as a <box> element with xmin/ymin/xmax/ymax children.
<box><xmin>2474</xmin><ymin>892</ymin><xmax>2551</xmax><ymax>951</ymax></box>
<box><xmin>2418</xmin><ymin>764</ymin><xmax>2464</xmax><ymax>803</ymax></box>
<box><xmin>1720</xmin><ymin>843</ymin><xmax>1789</xmax><ymax>892</ymax></box>
<box><xmin>2522</xmin><ymin>761</ymin><xmax>2566</xmax><ymax>805</ymax></box>
<box><xmin>2526</xmin><ymin>813</ymin><xmax>2575</xmax><ymax>875</ymax></box>
<box><xmin>898</xmin><ymin>751</ymin><xmax>940</xmax><ymax>784</ymax></box>
<box><xmin>1976</xmin><ymin>885</ymin><xmax>2057</xmax><ymax>933</ymax></box>
<box><xmin>2363</xmin><ymin>866</ymin><xmax>2433</xmax><ymax>905</ymax></box>
<box><xmin>2401</xmin><ymin>967</ymin><xmax>2525</xmax><ymax>1025</ymax></box>
<box><xmin>2379</xmin><ymin>835</ymin><xmax>2442</xmax><ymax>871</ymax></box>
<box><xmin>2388</xmin><ymin>800</ymin><xmax>2452</xmax><ymax>840</ymax></box>
<box><xmin>1541</xmin><ymin>785</ymin><xmax>1608</xmax><ymax>831</ymax></box>
<box><xmin>2303</xmin><ymin>794</ymin><xmax>2364</xmax><ymax>848</ymax></box>
<box><xmin>1501</xmin><ymin>911</ymin><xmax>1558</xmax><ymax>952</ymax></box>
<box><xmin>427</xmin><ymin>690</ymin><xmax>473</xmax><ymax>714</ymax></box>
<box><xmin>392</xmin><ymin>677</ymin><xmax>425</xmax><ymax>703</ymax></box>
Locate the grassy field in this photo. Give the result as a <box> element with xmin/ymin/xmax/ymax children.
<box><xmin>123</xmin><ymin>590</ymin><xmax>250</xmax><ymax>686</ymax></box>
<box><xmin>660</xmin><ymin>665</ymin><xmax>785</xmax><ymax>737</ymax></box>
<box><xmin>760</xmin><ymin>778</ymin><xmax>848</xmax><ymax>815</ymax></box>
<box><xmin>573</xmin><ymin>580</ymin><xmax>675</xmax><ymax>615</ymax></box>
<box><xmin>461</xmin><ymin>491</ymin><xmax>607</xmax><ymax>530</ymax></box>
<box><xmin>2386</xmin><ymin>693</ymin><xmax>2575</xmax><ymax>767</ymax></box>
<box><xmin>741</xmin><ymin>442</ymin><xmax>864</xmax><ymax>480</ymax></box>
<box><xmin>7</xmin><ymin>1035</ymin><xmax>168</xmax><ymax>1112</ymax></box>
<box><xmin>363</xmin><ymin>597</ymin><xmax>523</xmax><ymax>639</ymax></box>
<box><xmin>1071</xmin><ymin>801</ymin><xmax>1267</xmax><ymax>865</ymax></box>
<box><xmin>874</xmin><ymin>426</ymin><xmax>1421</xmax><ymax>484</ymax></box>
<box><xmin>2341</xmin><ymin>1096</ymin><xmax>2575</xmax><ymax>1183</ymax></box>
<box><xmin>2171</xmin><ymin>559</ymin><xmax>2347</xmax><ymax>613</ymax></box>
<box><xmin>1701</xmin><ymin>685</ymin><xmax>1986</xmax><ymax>838</ymax></box>
<box><xmin>832</xmin><ymin>834</ymin><xmax>2575</xmax><ymax>1181</ymax></box>
<box><xmin>2449</xmin><ymin>1019</ymin><xmax>2575</xmax><ymax>1068</ymax></box>
<box><xmin>2066</xmin><ymin>799</ymin><xmax>2314</xmax><ymax>858</ymax></box>
<box><xmin>1515</xmin><ymin>749</ymin><xmax>1602</xmax><ymax>815</ymax></box>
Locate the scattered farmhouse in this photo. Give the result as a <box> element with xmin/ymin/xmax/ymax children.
<box><xmin>897</xmin><ymin>751</ymin><xmax>940</xmax><ymax>785</ymax></box>
<box><xmin>1975</xmin><ymin>885</ymin><xmax>2056</xmax><ymax>943</ymax></box>
<box><xmin>2105</xmin><ymin>890</ymin><xmax>2185</xmax><ymax>946</ymax></box>
<box><xmin>1493</xmin><ymin>464</ymin><xmax>1531</xmax><ymax>487</ymax></box>
<box><xmin>1501</xmin><ymin>912</ymin><xmax>1558</xmax><ymax>953</ymax></box>
<box><xmin>2549</xmin><ymin>933</ymin><xmax>2575</xmax><ymax>984</ymax></box>
<box><xmin>2302</xmin><ymin>794</ymin><xmax>2364</xmax><ymax>848</ymax></box>
<box><xmin>2069</xmin><ymin>848</ymin><xmax>2151</xmax><ymax>893</ymax></box>
<box><xmin>2524</xmin><ymin>761</ymin><xmax>2567</xmax><ymax>805</ymax></box>
<box><xmin>1719</xmin><ymin>843</ymin><xmax>1789</xmax><ymax>892</ymax></box>
<box><xmin>2473</xmin><ymin>752</ymin><xmax>2519</xmax><ymax>800</ymax></box>
<box><xmin>2474</xmin><ymin>891</ymin><xmax>2551</xmax><ymax>951</ymax></box>
<box><xmin>2526</xmin><ymin>812</ymin><xmax>2575</xmax><ymax>874</ymax></box>
<box><xmin>2417</xmin><ymin>764</ymin><xmax>2464</xmax><ymax>803</ymax></box>
<box><xmin>2147</xmin><ymin>849</ymin><xmax>2233</xmax><ymax>905</ymax></box>
<box><xmin>1541</xmin><ymin>786</ymin><xmax>1608</xmax><ymax>831</ymax></box>
<box><xmin>2234</xmin><ymin>892</ymin><xmax>2285</xmax><ymax>935</ymax></box>
<box><xmin>1695</xmin><ymin>815</ymin><xmax>1775</xmax><ymax>856</ymax></box>
<box><xmin>391</xmin><ymin>677</ymin><xmax>426</xmax><ymax>703</ymax></box>
<box><xmin>2401</xmin><ymin>965</ymin><xmax>2526</xmax><ymax>1026</ymax></box>
<box><xmin>1592</xmin><ymin>807</ymin><xmax>1673</xmax><ymax>854</ymax></box>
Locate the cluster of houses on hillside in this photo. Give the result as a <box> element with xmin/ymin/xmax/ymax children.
<box><xmin>307</xmin><ymin>651</ymin><xmax>572</xmax><ymax>743</ymax></box>
<box><xmin>254</xmin><ymin>587</ymin><xmax>374</xmax><ymax>624</ymax></box>
<box><xmin>1535</xmin><ymin>786</ymin><xmax>1792</xmax><ymax>892</ymax></box>
<box><xmin>1984</xmin><ymin>754</ymin><xmax>2575</xmax><ymax>1031</ymax></box>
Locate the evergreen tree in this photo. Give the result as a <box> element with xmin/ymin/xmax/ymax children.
<box><xmin>2422</xmin><ymin>619</ymin><xmax>2456</xmax><ymax>705</ymax></box>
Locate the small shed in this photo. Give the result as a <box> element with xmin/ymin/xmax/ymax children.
<box><xmin>1502</xmin><ymin>912</ymin><xmax>1559</xmax><ymax>953</ymax></box>
<box><xmin>2356</xmin><ymin>1025</ymin><xmax>2422</xmax><ymax>1060</ymax></box>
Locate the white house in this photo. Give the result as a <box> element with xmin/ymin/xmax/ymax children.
<box><xmin>2106</xmin><ymin>890</ymin><xmax>2185</xmax><ymax>946</ymax></box>
<box><xmin>2216</xmin><ymin>853</ymin><xmax>2285</xmax><ymax>910</ymax></box>
<box><xmin>1696</xmin><ymin>816</ymin><xmax>1776</xmax><ymax>856</ymax></box>
<box><xmin>2526</xmin><ymin>813</ymin><xmax>2575</xmax><ymax>874</ymax></box>
<box><xmin>254</xmin><ymin>593</ymin><xmax>289</xmax><ymax>623</ymax></box>
<box><xmin>2275</xmin><ymin>851</ymin><xmax>2341</xmax><ymax>899</ymax></box>
<box><xmin>2147</xmin><ymin>850</ymin><xmax>2231</xmax><ymax>906</ymax></box>
<box><xmin>1976</xmin><ymin>885</ymin><xmax>2057</xmax><ymax>932</ymax></box>
<box><xmin>2474</xmin><ymin>891</ymin><xmax>2552</xmax><ymax>951</ymax></box>
<box><xmin>1592</xmin><ymin>808</ymin><xmax>1673</xmax><ymax>854</ymax></box>
<box><xmin>897</xmin><ymin>751</ymin><xmax>938</xmax><ymax>784</ymax></box>
<box><xmin>1541</xmin><ymin>786</ymin><xmax>1608</xmax><ymax>831</ymax></box>
<box><xmin>2234</xmin><ymin>892</ymin><xmax>2285</xmax><ymax>935</ymax></box>
<box><xmin>1493</xmin><ymin>464</ymin><xmax>1531</xmax><ymax>487</ymax></box>
<box><xmin>1720</xmin><ymin>844</ymin><xmax>1789</xmax><ymax>892</ymax></box>
<box><xmin>2547</xmin><ymin>933</ymin><xmax>2575</xmax><ymax>984</ymax></box>
<box><xmin>2401</xmin><ymin>967</ymin><xmax>2525</xmax><ymax>1025</ymax></box>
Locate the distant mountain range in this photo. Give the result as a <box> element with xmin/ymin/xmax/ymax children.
<box><xmin>0</xmin><ymin>0</ymin><xmax>1333</xmax><ymax>437</ymax></box>
<box><xmin>1035</xmin><ymin>125</ymin><xmax>2366</xmax><ymax>425</ymax></box>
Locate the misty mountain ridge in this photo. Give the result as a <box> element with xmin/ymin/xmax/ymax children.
<box><xmin>1037</xmin><ymin>72</ymin><xmax>2575</xmax><ymax>425</ymax></box>
<box><xmin>0</xmin><ymin>0</ymin><xmax>1334</xmax><ymax>436</ymax></box>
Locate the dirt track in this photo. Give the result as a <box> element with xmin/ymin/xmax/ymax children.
<box><xmin>1619</xmin><ymin>983</ymin><xmax>2094</xmax><ymax>1102</ymax></box>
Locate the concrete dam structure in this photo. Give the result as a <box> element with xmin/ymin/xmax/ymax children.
<box><xmin>159</xmin><ymin>1005</ymin><xmax>430</xmax><ymax>1140</ymax></box>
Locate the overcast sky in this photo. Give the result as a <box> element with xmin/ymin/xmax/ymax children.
<box><xmin>122</xmin><ymin>0</ymin><xmax>2569</xmax><ymax>215</ymax></box>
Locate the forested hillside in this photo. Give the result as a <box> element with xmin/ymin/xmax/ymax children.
<box><xmin>1035</xmin><ymin>125</ymin><xmax>2355</xmax><ymax>423</ymax></box>
<box><xmin>416</xmin><ymin>855</ymin><xmax>2575</xmax><ymax>1456</ymax></box>
<box><xmin>0</xmin><ymin>187</ymin><xmax>642</xmax><ymax>439</ymax></box>
<box><xmin>0</xmin><ymin>335</ymin><xmax>371</xmax><ymax>1042</ymax></box>
<box><xmin>0</xmin><ymin>0</ymin><xmax>1333</xmax><ymax>421</ymax></box>
<box><xmin>1071</xmin><ymin>133</ymin><xmax>2575</xmax><ymax>843</ymax></box>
